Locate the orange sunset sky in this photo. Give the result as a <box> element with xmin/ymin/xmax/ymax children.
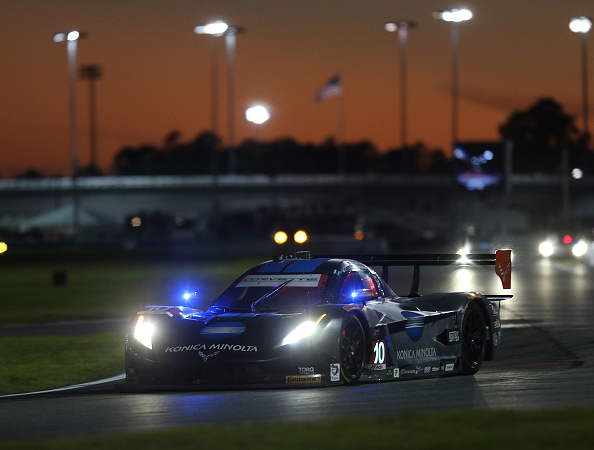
<box><xmin>1</xmin><ymin>0</ymin><xmax>593</xmax><ymax>177</ymax></box>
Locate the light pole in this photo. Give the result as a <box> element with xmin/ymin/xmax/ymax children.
<box><xmin>433</xmin><ymin>8</ymin><xmax>472</xmax><ymax>152</ymax></box>
<box><xmin>79</xmin><ymin>64</ymin><xmax>102</xmax><ymax>171</ymax></box>
<box><xmin>385</xmin><ymin>21</ymin><xmax>417</xmax><ymax>149</ymax></box>
<box><xmin>53</xmin><ymin>31</ymin><xmax>86</xmax><ymax>178</ymax></box>
<box><xmin>570</xmin><ymin>16</ymin><xmax>592</xmax><ymax>171</ymax></box>
<box><xmin>194</xmin><ymin>20</ymin><xmax>228</xmax><ymax>138</ymax></box>
<box><xmin>194</xmin><ymin>21</ymin><xmax>244</xmax><ymax>174</ymax></box>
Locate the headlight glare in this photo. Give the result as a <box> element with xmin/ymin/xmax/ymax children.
<box><xmin>278</xmin><ymin>314</ymin><xmax>326</xmax><ymax>347</ymax></box>
<box><xmin>539</xmin><ymin>241</ymin><xmax>554</xmax><ymax>257</ymax></box>
<box><xmin>572</xmin><ymin>241</ymin><xmax>588</xmax><ymax>257</ymax></box>
<box><xmin>134</xmin><ymin>315</ymin><xmax>154</xmax><ymax>349</ymax></box>
<box><xmin>280</xmin><ymin>321</ymin><xmax>317</xmax><ymax>346</ymax></box>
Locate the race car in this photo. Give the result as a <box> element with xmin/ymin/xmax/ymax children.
<box><xmin>125</xmin><ymin>250</ymin><xmax>512</xmax><ymax>387</ymax></box>
<box><xmin>538</xmin><ymin>232</ymin><xmax>589</xmax><ymax>259</ymax></box>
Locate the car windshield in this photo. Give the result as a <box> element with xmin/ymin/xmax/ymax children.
<box><xmin>211</xmin><ymin>273</ymin><xmax>329</xmax><ymax>312</ymax></box>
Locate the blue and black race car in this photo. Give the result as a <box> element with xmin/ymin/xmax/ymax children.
<box><xmin>125</xmin><ymin>250</ymin><xmax>512</xmax><ymax>387</ymax></box>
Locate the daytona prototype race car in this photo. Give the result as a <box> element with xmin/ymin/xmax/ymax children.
<box><xmin>125</xmin><ymin>250</ymin><xmax>512</xmax><ymax>387</ymax></box>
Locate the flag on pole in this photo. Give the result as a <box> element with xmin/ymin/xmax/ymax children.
<box><xmin>315</xmin><ymin>75</ymin><xmax>342</xmax><ymax>102</ymax></box>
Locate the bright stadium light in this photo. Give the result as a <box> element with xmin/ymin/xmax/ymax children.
<box><xmin>194</xmin><ymin>20</ymin><xmax>229</xmax><ymax>36</ymax></box>
<box><xmin>245</xmin><ymin>105</ymin><xmax>270</xmax><ymax>125</ymax></box>
<box><xmin>570</xmin><ymin>16</ymin><xmax>592</xmax><ymax>33</ymax></box>
<box><xmin>435</xmin><ymin>8</ymin><xmax>473</xmax><ymax>23</ymax></box>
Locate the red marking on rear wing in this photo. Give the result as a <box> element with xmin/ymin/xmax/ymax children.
<box><xmin>321</xmin><ymin>249</ymin><xmax>512</xmax><ymax>295</ymax></box>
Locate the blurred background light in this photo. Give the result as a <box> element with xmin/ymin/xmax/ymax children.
<box><xmin>274</xmin><ymin>231</ymin><xmax>288</xmax><ymax>244</ymax></box>
<box><xmin>294</xmin><ymin>230</ymin><xmax>308</xmax><ymax>244</ymax></box>
<box><xmin>194</xmin><ymin>20</ymin><xmax>229</xmax><ymax>36</ymax></box>
<box><xmin>435</xmin><ymin>8</ymin><xmax>473</xmax><ymax>23</ymax></box>
<box><xmin>569</xmin><ymin>16</ymin><xmax>592</xmax><ymax>33</ymax></box>
<box><xmin>245</xmin><ymin>105</ymin><xmax>271</xmax><ymax>124</ymax></box>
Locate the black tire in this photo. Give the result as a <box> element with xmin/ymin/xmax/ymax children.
<box><xmin>461</xmin><ymin>301</ymin><xmax>487</xmax><ymax>375</ymax></box>
<box><xmin>339</xmin><ymin>315</ymin><xmax>366</xmax><ymax>383</ymax></box>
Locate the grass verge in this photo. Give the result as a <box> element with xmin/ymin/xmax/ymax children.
<box><xmin>0</xmin><ymin>248</ymin><xmax>263</xmax><ymax>325</ymax></box>
<box><xmin>0</xmin><ymin>249</ymin><xmax>263</xmax><ymax>395</ymax></box>
<box><xmin>1</xmin><ymin>409</ymin><xmax>593</xmax><ymax>449</ymax></box>
<box><xmin>0</xmin><ymin>333</ymin><xmax>123</xmax><ymax>395</ymax></box>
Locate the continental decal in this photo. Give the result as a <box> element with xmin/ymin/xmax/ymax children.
<box><xmin>286</xmin><ymin>375</ymin><xmax>322</xmax><ymax>384</ymax></box>
<box><xmin>396</xmin><ymin>347</ymin><xmax>437</xmax><ymax>360</ymax></box>
<box><xmin>165</xmin><ymin>343</ymin><xmax>258</xmax><ymax>353</ymax></box>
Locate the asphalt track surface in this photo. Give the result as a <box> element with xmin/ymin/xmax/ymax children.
<box><xmin>1</xmin><ymin>257</ymin><xmax>593</xmax><ymax>441</ymax></box>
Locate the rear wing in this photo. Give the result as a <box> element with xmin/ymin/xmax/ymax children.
<box><xmin>320</xmin><ymin>249</ymin><xmax>512</xmax><ymax>297</ymax></box>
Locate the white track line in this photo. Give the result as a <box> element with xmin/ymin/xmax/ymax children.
<box><xmin>0</xmin><ymin>373</ymin><xmax>125</xmax><ymax>399</ymax></box>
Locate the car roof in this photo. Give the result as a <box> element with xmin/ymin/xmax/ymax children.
<box><xmin>251</xmin><ymin>257</ymin><xmax>365</xmax><ymax>276</ymax></box>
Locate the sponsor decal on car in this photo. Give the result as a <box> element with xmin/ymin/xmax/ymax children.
<box><xmin>440</xmin><ymin>362</ymin><xmax>455</xmax><ymax>372</ymax></box>
<box><xmin>286</xmin><ymin>375</ymin><xmax>322</xmax><ymax>384</ymax></box>
<box><xmin>364</xmin><ymin>363</ymin><xmax>387</xmax><ymax>370</ymax></box>
<box><xmin>237</xmin><ymin>274</ymin><xmax>322</xmax><ymax>288</ymax></box>
<box><xmin>164</xmin><ymin>343</ymin><xmax>258</xmax><ymax>353</ymax></box>
<box><xmin>400</xmin><ymin>364</ymin><xmax>439</xmax><ymax>376</ymax></box>
<box><xmin>298</xmin><ymin>367</ymin><xmax>315</xmax><ymax>374</ymax></box>
<box><xmin>448</xmin><ymin>330</ymin><xmax>460</xmax><ymax>344</ymax></box>
<box><xmin>395</xmin><ymin>347</ymin><xmax>437</xmax><ymax>360</ymax></box>
<box><xmin>388</xmin><ymin>367</ymin><xmax>400</xmax><ymax>378</ymax></box>
<box><xmin>401</xmin><ymin>311</ymin><xmax>425</xmax><ymax>341</ymax></box>
<box><xmin>330</xmin><ymin>363</ymin><xmax>341</xmax><ymax>382</ymax></box>
<box><xmin>400</xmin><ymin>367</ymin><xmax>421</xmax><ymax>376</ymax></box>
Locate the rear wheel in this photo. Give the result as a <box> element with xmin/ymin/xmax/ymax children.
<box><xmin>461</xmin><ymin>302</ymin><xmax>487</xmax><ymax>375</ymax></box>
<box><xmin>339</xmin><ymin>315</ymin><xmax>366</xmax><ymax>383</ymax></box>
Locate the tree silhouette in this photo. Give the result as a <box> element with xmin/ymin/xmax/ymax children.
<box><xmin>111</xmin><ymin>130</ymin><xmax>454</xmax><ymax>176</ymax></box>
<box><xmin>499</xmin><ymin>98</ymin><xmax>581</xmax><ymax>174</ymax></box>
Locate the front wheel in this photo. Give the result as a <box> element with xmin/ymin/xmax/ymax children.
<box><xmin>339</xmin><ymin>315</ymin><xmax>366</xmax><ymax>383</ymax></box>
<box><xmin>461</xmin><ymin>302</ymin><xmax>487</xmax><ymax>375</ymax></box>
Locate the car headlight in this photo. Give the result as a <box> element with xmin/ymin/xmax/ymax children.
<box><xmin>277</xmin><ymin>314</ymin><xmax>326</xmax><ymax>347</ymax></box>
<box><xmin>539</xmin><ymin>241</ymin><xmax>554</xmax><ymax>257</ymax></box>
<box><xmin>134</xmin><ymin>315</ymin><xmax>154</xmax><ymax>349</ymax></box>
<box><xmin>572</xmin><ymin>241</ymin><xmax>588</xmax><ymax>257</ymax></box>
